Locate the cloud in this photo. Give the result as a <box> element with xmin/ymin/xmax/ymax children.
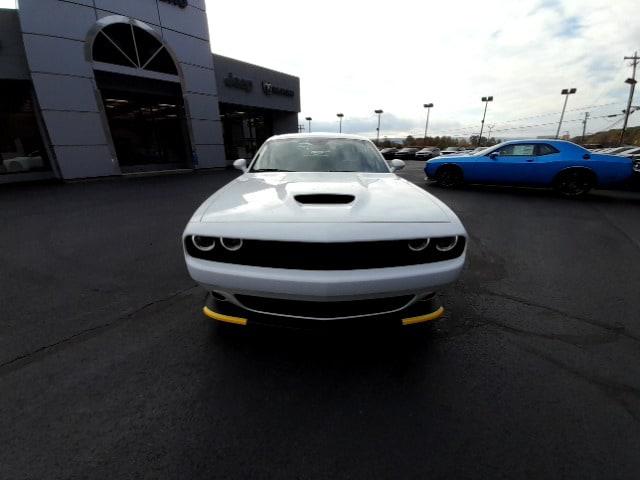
<box><xmin>207</xmin><ymin>0</ymin><xmax>640</xmax><ymax>138</ymax></box>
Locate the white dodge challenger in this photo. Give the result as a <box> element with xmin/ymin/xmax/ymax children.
<box><xmin>183</xmin><ymin>133</ymin><xmax>467</xmax><ymax>327</ymax></box>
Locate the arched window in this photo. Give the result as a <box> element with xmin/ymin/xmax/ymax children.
<box><xmin>92</xmin><ymin>23</ymin><xmax>178</xmax><ymax>76</ymax></box>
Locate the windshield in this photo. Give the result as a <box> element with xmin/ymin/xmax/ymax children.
<box><xmin>250</xmin><ymin>138</ymin><xmax>390</xmax><ymax>173</ymax></box>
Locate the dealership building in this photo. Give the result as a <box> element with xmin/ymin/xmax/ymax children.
<box><xmin>0</xmin><ymin>0</ymin><xmax>300</xmax><ymax>183</ymax></box>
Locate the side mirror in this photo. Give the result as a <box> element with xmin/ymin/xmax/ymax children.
<box><xmin>583</xmin><ymin>153</ymin><xmax>591</xmax><ymax>160</ymax></box>
<box><xmin>390</xmin><ymin>159</ymin><xmax>405</xmax><ymax>172</ymax></box>
<box><xmin>233</xmin><ymin>158</ymin><xmax>247</xmax><ymax>172</ymax></box>
<box><xmin>489</xmin><ymin>152</ymin><xmax>499</xmax><ymax>159</ymax></box>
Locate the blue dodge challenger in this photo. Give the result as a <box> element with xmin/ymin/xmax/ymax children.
<box><xmin>424</xmin><ymin>140</ymin><xmax>637</xmax><ymax>196</ymax></box>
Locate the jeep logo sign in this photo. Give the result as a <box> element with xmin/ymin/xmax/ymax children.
<box><xmin>160</xmin><ymin>0</ymin><xmax>188</xmax><ymax>8</ymax></box>
<box><xmin>224</xmin><ymin>73</ymin><xmax>253</xmax><ymax>92</ymax></box>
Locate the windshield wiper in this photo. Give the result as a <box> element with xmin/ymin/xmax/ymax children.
<box><xmin>252</xmin><ymin>168</ymin><xmax>293</xmax><ymax>172</ymax></box>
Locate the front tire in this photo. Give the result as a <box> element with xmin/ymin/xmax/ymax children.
<box><xmin>554</xmin><ymin>169</ymin><xmax>595</xmax><ymax>197</ymax></box>
<box><xmin>435</xmin><ymin>165</ymin><xmax>463</xmax><ymax>188</ymax></box>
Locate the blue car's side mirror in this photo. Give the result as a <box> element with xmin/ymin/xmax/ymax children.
<box><xmin>489</xmin><ymin>152</ymin><xmax>498</xmax><ymax>159</ymax></box>
<box><xmin>583</xmin><ymin>153</ymin><xmax>591</xmax><ymax>160</ymax></box>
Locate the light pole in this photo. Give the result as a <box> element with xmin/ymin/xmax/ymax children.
<box><xmin>423</xmin><ymin>103</ymin><xmax>434</xmax><ymax>143</ymax></box>
<box><xmin>581</xmin><ymin>112</ymin><xmax>590</xmax><ymax>143</ymax></box>
<box><xmin>305</xmin><ymin>116</ymin><xmax>312</xmax><ymax>133</ymax></box>
<box><xmin>336</xmin><ymin>113</ymin><xmax>344</xmax><ymax>133</ymax></box>
<box><xmin>478</xmin><ymin>96</ymin><xmax>493</xmax><ymax>146</ymax></box>
<box><xmin>487</xmin><ymin>124</ymin><xmax>495</xmax><ymax>143</ymax></box>
<box><xmin>555</xmin><ymin>88</ymin><xmax>577</xmax><ymax>139</ymax></box>
<box><xmin>374</xmin><ymin>109</ymin><xmax>383</xmax><ymax>144</ymax></box>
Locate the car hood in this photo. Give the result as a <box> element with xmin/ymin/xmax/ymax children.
<box><xmin>194</xmin><ymin>172</ymin><xmax>453</xmax><ymax>223</ymax></box>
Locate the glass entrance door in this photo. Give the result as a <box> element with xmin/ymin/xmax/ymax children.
<box><xmin>95</xmin><ymin>71</ymin><xmax>192</xmax><ymax>172</ymax></box>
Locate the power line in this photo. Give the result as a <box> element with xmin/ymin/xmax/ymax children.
<box><xmin>431</xmin><ymin>102</ymin><xmax>621</xmax><ymax>135</ymax></box>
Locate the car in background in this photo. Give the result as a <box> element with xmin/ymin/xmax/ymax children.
<box><xmin>379</xmin><ymin>147</ymin><xmax>398</xmax><ymax>160</ymax></box>
<box><xmin>183</xmin><ymin>133</ymin><xmax>467</xmax><ymax>328</ymax></box>
<box><xmin>415</xmin><ymin>147</ymin><xmax>441</xmax><ymax>160</ymax></box>
<box><xmin>618</xmin><ymin>146</ymin><xmax>640</xmax><ymax>158</ymax></box>
<box><xmin>605</xmin><ymin>146</ymin><xmax>636</xmax><ymax>155</ymax></box>
<box><xmin>394</xmin><ymin>147</ymin><xmax>421</xmax><ymax>160</ymax></box>
<box><xmin>424</xmin><ymin>139</ymin><xmax>634</xmax><ymax>196</ymax></box>
<box><xmin>1</xmin><ymin>151</ymin><xmax>44</xmax><ymax>173</ymax></box>
<box><xmin>440</xmin><ymin>147</ymin><xmax>467</xmax><ymax>156</ymax></box>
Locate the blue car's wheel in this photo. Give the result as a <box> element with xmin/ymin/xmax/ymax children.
<box><xmin>554</xmin><ymin>169</ymin><xmax>595</xmax><ymax>197</ymax></box>
<box><xmin>435</xmin><ymin>165</ymin><xmax>463</xmax><ymax>188</ymax></box>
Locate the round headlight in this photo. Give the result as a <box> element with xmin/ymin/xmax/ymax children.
<box><xmin>408</xmin><ymin>238</ymin><xmax>430</xmax><ymax>252</ymax></box>
<box><xmin>633</xmin><ymin>160</ymin><xmax>640</xmax><ymax>173</ymax></box>
<box><xmin>192</xmin><ymin>235</ymin><xmax>215</xmax><ymax>251</ymax></box>
<box><xmin>434</xmin><ymin>236</ymin><xmax>458</xmax><ymax>252</ymax></box>
<box><xmin>220</xmin><ymin>237</ymin><xmax>243</xmax><ymax>251</ymax></box>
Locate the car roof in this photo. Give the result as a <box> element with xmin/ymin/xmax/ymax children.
<box><xmin>267</xmin><ymin>132</ymin><xmax>372</xmax><ymax>141</ymax></box>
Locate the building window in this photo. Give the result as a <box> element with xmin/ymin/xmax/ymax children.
<box><xmin>0</xmin><ymin>80</ymin><xmax>50</xmax><ymax>175</ymax></box>
<box><xmin>92</xmin><ymin>23</ymin><xmax>178</xmax><ymax>76</ymax></box>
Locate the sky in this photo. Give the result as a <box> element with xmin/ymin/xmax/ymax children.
<box><xmin>205</xmin><ymin>0</ymin><xmax>640</xmax><ymax>139</ymax></box>
<box><xmin>1</xmin><ymin>0</ymin><xmax>638</xmax><ymax>139</ymax></box>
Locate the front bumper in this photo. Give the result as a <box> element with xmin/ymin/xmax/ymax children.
<box><xmin>185</xmin><ymin>253</ymin><xmax>465</xmax><ymax>300</ymax></box>
<box><xmin>202</xmin><ymin>291</ymin><xmax>444</xmax><ymax>328</ymax></box>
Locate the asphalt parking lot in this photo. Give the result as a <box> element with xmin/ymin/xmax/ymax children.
<box><xmin>2</xmin><ymin>163</ymin><xmax>640</xmax><ymax>479</ymax></box>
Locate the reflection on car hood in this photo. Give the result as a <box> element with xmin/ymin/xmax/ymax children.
<box><xmin>195</xmin><ymin>172</ymin><xmax>453</xmax><ymax>223</ymax></box>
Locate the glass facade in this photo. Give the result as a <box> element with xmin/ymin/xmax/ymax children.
<box><xmin>220</xmin><ymin>103</ymin><xmax>274</xmax><ymax>160</ymax></box>
<box><xmin>0</xmin><ymin>80</ymin><xmax>49</xmax><ymax>175</ymax></box>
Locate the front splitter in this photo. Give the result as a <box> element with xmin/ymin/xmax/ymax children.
<box><xmin>202</xmin><ymin>293</ymin><xmax>443</xmax><ymax>329</ymax></box>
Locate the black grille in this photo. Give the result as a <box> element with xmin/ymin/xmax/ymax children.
<box><xmin>185</xmin><ymin>236</ymin><xmax>465</xmax><ymax>270</ymax></box>
<box><xmin>235</xmin><ymin>294</ymin><xmax>414</xmax><ymax>318</ymax></box>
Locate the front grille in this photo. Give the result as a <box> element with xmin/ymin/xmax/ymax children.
<box><xmin>185</xmin><ymin>236</ymin><xmax>465</xmax><ymax>270</ymax></box>
<box><xmin>235</xmin><ymin>294</ymin><xmax>414</xmax><ymax>319</ymax></box>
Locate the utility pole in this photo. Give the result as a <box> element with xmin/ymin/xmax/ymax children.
<box><xmin>620</xmin><ymin>51</ymin><xmax>639</xmax><ymax>146</ymax></box>
<box><xmin>487</xmin><ymin>124</ymin><xmax>495</xmax><ymax>143</ymax></box>
<box><xmin>581</xmin><ymin>112</ymin><xmax>590</xmax><ymax>143</ymax></box>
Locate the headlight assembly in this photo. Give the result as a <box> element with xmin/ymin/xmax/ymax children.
<box><xmin>192</xmin><ymin>235</ymin><xmax>215</xmax><ymax>251</ymax></box>
<box><xmin>220</xmin><ymin>237</ymin><xmax>243</xmax><ymax>251</ymax></box>
<box><xmin>408</xmin><ymin>238</ymin><xmax>430</xmax><ymax>252</ymax></box>
<box><xmin>434</xmin><ymin>236</ymin><xmax>458</xmax><ymax>252</ymax></box>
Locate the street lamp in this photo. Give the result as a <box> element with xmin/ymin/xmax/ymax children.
<box><xmin>487</xmin><ymin>124</ymin><xmax>495</xmax><ymax>142</ymax></box>
<box><xmin>423</xmin><ymin>103</ymin><xmax>434</xmax><ymax>143</ymax></box>
<box><xmin>478</xmin><ymin>96</ymin><xmax>493</xmax><ymax>146</ymax></box>
<box><xmin>374</xmin><ymin>109</ymin><xmax>383</xmax><ymax>144</ymax></box>
<box><xmin>336</xmin><ymin>113</ymin><xmax>344</xmax><ymax>133</ymax></box>
<box><xmin>305</xmin><ymin>116</ymin><xmax>312</xmax><ymax>133</ymax></box>
<box><xmin>555</xmin><ymin>88</ymin><xmax>577</xmax><ymax>139</ymax></box>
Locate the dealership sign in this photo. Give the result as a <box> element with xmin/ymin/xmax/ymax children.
<box><xmin>262</xmin><ymin>81</ymin><xmax>295</xmax><ymax>97</ymax></box>
<box><xmin>223</xmin><ymin>73</ymin><xmax>253</xmax><ymax>92</ymax></box>
<box><xmin>159</xmin><ymin>0</ymin><xmax>188</xmax><ymax>8</ymax></box>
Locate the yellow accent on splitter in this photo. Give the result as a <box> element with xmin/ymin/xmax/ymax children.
<box><xmin>402</xmin><ymin>306</ymin><xmax>444</xmax><ymax>326</ymax></box>
<box><xmin>202</xmin><ymin>306</ymin><xmax>247</xmax><ymax>325</ymax></box>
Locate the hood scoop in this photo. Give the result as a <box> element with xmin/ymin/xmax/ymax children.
<box><xmin>294</xmin><ymin>194</ymin><xmax>355</xmax><ymax>205</ymax></box>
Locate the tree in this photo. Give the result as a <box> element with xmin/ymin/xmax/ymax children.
<box><xmin>404</xmin><ymin>135</ymin><xmax>416</xmax><ymax>146</ymax></box>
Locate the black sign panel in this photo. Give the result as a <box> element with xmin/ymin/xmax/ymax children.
<box><xmin>261</xmin><ymin>81</ymin><xmax>294</xmax><ymax>97</ymax></box>
<box><xmin>159</xmin><ymin>0</ymin><xmax>188</xmax><ymax>8</ymax></box>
